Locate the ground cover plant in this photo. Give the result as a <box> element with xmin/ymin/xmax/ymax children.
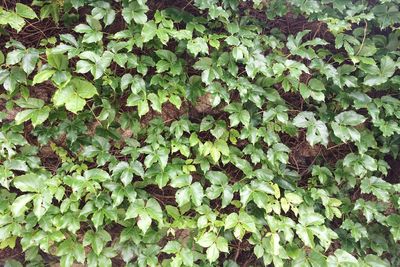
<box><xmin>0</xmin><ymin>0</ymin><xmax>400</xmax><ymax>266</ymax></box>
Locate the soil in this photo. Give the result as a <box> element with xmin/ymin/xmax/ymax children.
<box><xmin>0</xmin><ymin>241</ymin><xmax>24</xmax><ymax>265</ymax></box>
<box><xmin>385</xmin><ymin>156</ymin><xmax>400</xmax><ymax>184</ymax></box>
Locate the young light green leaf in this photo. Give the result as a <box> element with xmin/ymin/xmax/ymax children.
<box><xmin>16</xmin><ymin>3</ymin><xmax>37</xmax><ymax>19</ymax></box>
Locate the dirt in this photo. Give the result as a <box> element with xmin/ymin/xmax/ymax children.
<box><xmin>0</xmin><ymin>240</ymin><xmax>25</xmax><ymax>265</ymax></box>
<box><xmin>146</xmin><ymin>185</ymin><xmax>178</xmax><ymax>206</ymax></box>
<box><xmin>193</xmin><ymin>93</ymin><xmax>213</xmax><ymax>113</ymax></box>
<box><xmin>384</xmin><ymin>156</ymin><xmax>400</xmax><ymax>184</ymax></box>
<box><xmin>4</xmin><ymin>107</ymin><xmax>22</xmax><ymax>121</ymax></box>
<box><xmin>30</xmin><ymin>82</ymin><xmax>55</xmax><ymax>103</ymax></box>
<box><xmin>38</xmin><ymin>145</ymin><xmax>60</xmax><ymax>173</ymax></box>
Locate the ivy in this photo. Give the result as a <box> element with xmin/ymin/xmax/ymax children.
<box><xmin>0</xmin><ymin>0</ymin><xmax>399</xmax><ymax>266</ymax></box>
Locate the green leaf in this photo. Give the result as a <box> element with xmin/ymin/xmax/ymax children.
<box><xmin>71</xmin><ymin>78</ymin><xmax>98</xmax><ymax>99</ymax></box>
<box><xmin>14</xmin><ymin>109</ymin><xmax>34</xmax><ymax>125</ymax></box>
<box><xmin>360</xmin><ymin>176</ymin><xmax>391</xmax><ymax>202</ymax></box>
<box><xmin>190</xmin><ymin>182</ymin><xmax>204</xmax><ymax>207</ymax></box>
<box><xmin>214</xmin><ymin>140</ymin><xmax>229</xmax><ymax>156</ymax></box>
<box><xmin>364</xmin><ymin>56</ymin><xmax>396</xmax><ymax>86</ymax></box>
<box><xmin>85</xmin><ymin>169</ymin><xmax>110</xmax><ymax>182</ymax></box>
<box><xmin>187</xmin><ymin>38</ymin><xmax>209</xmax><ymax>57</ymax></box>
<box><xmin>83</xmin><ymin>230</ymin><xmax>111</xmax><ymax>255</ymax></box>
<box><xmin>334</xmin><ymin>249</ymin><xmax>358</xmax><ymax>265</ymax></box>
<box><xmin>22</xmin><ymin>51</ymin><xmax>39</xmax><ymax>75</ymax></box>
<box><xmin>76</xmin><ymin>60</ymin><xmax>92</xmax><ymax>74</ymax></box>
<box><xmin>30</xmin><ymin>107</ymin><xmax>50</xmax><ymax>127</ymax></box>
<box><xmin>176</xmin><ymin>187</ymin><xmax>191</xmax><ymax>207</ymax></box>
<box><xmin>363</xmin><ymin>255</ymin><xmax>390</xmax><ymax>267</ymax></box>
<box><xmin>47</xmin><ymin>52</ymin><xmax>68</xmax><ymax>70</ymax></box>
<box><xmin>13</xmin><ymin>174</ymin><xmax>45</xmax><ymax>192</ymax></box>
<box><xmin>335</xmin><ymin>111</ymin><xmax>366</xmax><ymax>126</ymax></box>
<box><xmin>142</xmin><ymin>20</ymin><xmax>157</xmax><ymax>42</ymax></box>
<box><xmin>11</xmin><ymin>194</ymin><xmax>34</xmax><ymax>217</ymax></box>
<box><xmin>16</xmin><ymin>3</ymin><xmax>37</xmax><ymax>19</ymax></box>
<box><xmin>225</xmin><ymin>213</ymin><xmax>239</xmax><ymax>229</ymax></box>
<box><xmin>294</xmin><ymin>112</ymin><xmax>329</xmax><ymax>146</ymax></box>
<box><xmin>53</xmin><ymin>85</ymin><xmax>74</xmax><ymax>106</ymax></box>
<box><xmin>146</xmin><ymin>198</ymin><xmax>163</xmax><ymax>223</ymax></box>
<box><xmin>65</xmin><ymin>93</ymin><xmax>86</xmax><ymax>114</ymax></box>
<box><xmin>122</xmin><ymin>1</ymin><xmax>149</xmax><ymax>24</ymax></box>
<box><xmin>197</xmin><ymin>232</ymin><xmax>216</xmax><ymax>247</ymax></box>
<box><xmin>82</xmin><ymin>31</ymin><xmax>103</xmax><ymax>44</ymax></box>
<box><xmin>137</xmin><ymin>99</ymin><xmax>149</xmax><ymax>117</ymax></box>
<box><xmin>210</xmin><ymin>146</ymin><xmax>221</xmax><ymax>162</ymax></box>
<box><xmin>206</xmin><ymin>171</ymin><xmax>228</xmax><ymax>185</ymax></box>
<box><xmin>215</xmin><ymin>236</ymin><xmax>229</xmax><ymax>253</ymax></box>
<box><xmin>32</xmin><ymin>69</ymin><xmax>55</xmax><ymax>85</ymax></box>
<box><xmin>296</xmin><ymin>225</ymin><xmax>314</xmax><ymax>248</ymax></box>
<box><xmin>6</xmin><ymin>50</ymin><xmax>24</xmax><ymax>65</ymax></box>
<box><xmin>4</xmin><ymin>260</ymin><xmax>23</xmax><ymax>267</ymax></box>
<box><xmin>206</xmin><ymin>244</ymin><xmax>219</xmax><ymax>263</ymax></box>
<box><xmin>239</xmin><ymin>212</ymin><xmax>257</xmax><ymax>233</ymax></box>
<box><xmin>5</xmin><ymin>12</ymin><xmax>26</xmax><ymax>32</ymax></box>
<box><xmin>137</xmin><ymin>213</ymin><xmax>152</xmax><ymax>233</ymax></box>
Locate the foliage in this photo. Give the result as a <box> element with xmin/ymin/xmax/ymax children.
<box><xmin>0</xmin><ymin>0</ymin><xmax>400</xmax><ymax>266</ymax></box>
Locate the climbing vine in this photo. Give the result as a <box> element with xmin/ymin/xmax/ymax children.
<box><xmin>0</xmin><ymin>0</ymin><xmax>400</xmax><ymax>266</ymax></box>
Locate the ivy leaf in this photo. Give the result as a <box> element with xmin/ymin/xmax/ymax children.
<box><xmin>187</xmin><ymin>37</ymin><xmax>209</xmax><ymax>57</ymax></box>
<box><xmin>0</xmin><ymin>11</ymin><xmax>25</xmax><ymax>32</ymax></box>
<box><xmin>142</xmin><ymin>20</ymin><xmax>157</xmax><ymax>42</ymax></box>
<box><xmin>216</xmin><ymin>236</ymin><xmax>229</xmax><ymax>253</ymax></box>
<box><xmin>30</xmin><ymin>107</ymin><xmax>50</xmax><ymax>127</ymax></box>
<box><xmin>122</xmin><ymin>1</ymin><xmax>149</xmax><ymax>24</ymax></box>
<box><xmin>190</xmin><ymin>182</ymin><xmax>204</xmax><ymax>207</ymax></box>
<box><xmin>364</xmin><ymin>56</ymin><xmax>396</xmax><ymax>86</ymax></box>
<box><xmin>176</xmin><ymin>187</ymin><xmax>191</xmax><ymax>207</ymax></box>
<box><xmin>13</xmin><ymin>174</ymin><xmax>45</xmax><ymax>192</ymax></box>
<box><xmin>11</xmin><ymin>194</ymin><xmax>34</xmax><ymax>217</ymax></box>
<box><xmin>137</xmin><ymin>213</ymin><xmax>152</xmax><ymax>233</ymax></box>
<box><xmin>65</xmin><ymin>92</ymin><xmax>86</xmax><ymax>114</ymax></box>
<box><xmin>146</xmin><ymin>198</ymin><xmax>163</xmax><ymax>223</ymax></box>
<box><xmin>22</xmin><ymin>50</ymin><xmax>39</xmax><ymax>75</ymax></box>
<box><xmin>293</xmin><ymin>112</ymin><xmax>329</xmax><ymax>146</ymax></box>
<box><xmin>225</xmin><ymin>213</ymin><xmax>239</xmax><ymax>229</ymax></box>
<box><xmin>363</xmin><ymin>255</ymin><xmax>390</xmax><ymax>267</ymax></box>
<box><xmin>197</xmin><ymin>232</ymin><xmax>216</xmax><ymax>247</ymax></box>
<box><xmin>53</xmin><ymin>84</ymin><xmax>89</xmax><ymax>114</ymax></box>
<box><xmin>14</xmin><ymin>109</ymin><xmax>34</xmax><ymax>125</ymax></box>
<box><xmin>71</xmin><ymin>78</ymin><xmax>98</xmax><ymax>99</ymax></box>
<box><xmin>342</xmin><ymin>219</ymin><xmax>368</xmax><ymax>242</ymax></box>
<box><xmin>53</xmin><ymin>85</ymin><xmax>74</xmax><ymax>106</ymax></box>
<box><xmin>360</xmin><ymin>176</ymin><xmax>391</xmax><ymax>202</ymax></box>
<box><xmin>47</xmin><ymin>52</ymin><xmax>68</xmax><ymax>70</ymax></box>
<box><xmin>6</xmin><ymin>50</ymin><xmax>24</xmax><ymax>65</ymax></box>
<box><xmin>224</xmin><ymin>103</ymin><xmax>250</xmax><ymax>127</ymax></box>
<box><xmin>137</xmin><ymin>99</ymin><xmax>149</xmax><ymax>117</ymax></box>
<box><xmin>206</xmin><ymin>171</ymin><xmax>228</xmax><ymax>185</ymax></box>
<box><xmin>335</xmin><ymin>111</ymin><xmax>366</xmax><ymax>126</ymax></box>
<box><xmin>16</xmin><ymin>3</ymin><xmax>37</xmax><ymax>19</ymax></box>
<box><xmin>296</xmin><ymin>225</ymin><xmax>315</xmax><ymax>248</ymax></box>
<box><xmin>32</xmin><ymin>69</ymin><xmax>55</xmax><ymax>85</ymax></box>
<box><xmin>206</xmin><ymin>244</ymin><xmax>219</xmax><ymax>263</ymax></box>
<box><xmin>331</xmin><ymin>249</ymin><xmax>358</xmax><ymax>265</ymax></box>
<box><xmin>76</xmin><ymin>60</ymin><xmax>92</xmax><ymax>73</ymax></box>
<box><xmin>83</xmin><ymin>230</ymin><xmax>111</xmax><ymax>255</ymax></box>
<box><xmin>222</xmin><ymin>187</ymin><xmax>233</xmax><ymax>208</ymax></box>
<box><xmin>387</xmin><ymin>214</ymin><xmax>400</xmax><ymax>241</ymax></box>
